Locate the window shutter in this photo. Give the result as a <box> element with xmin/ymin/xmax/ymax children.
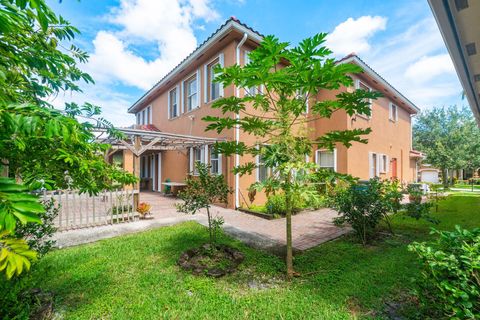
<box><xmin>389</xmin><ymin>103</ymin><xmax>392</xmax><ymax>120</ymax></box>
<box><xmin>244</xmin><ymin>50</ymin><xmax>250</xmax><ymax>66</ymax></box>
<box><xmin>196</xmin><ymin>69</ymin><xmax>201</xmax><ymax>108</ymax></box>
<box><xmin>149</xmin><ymin>106</ymin><xmax>152</xmax><ymax>124</ymax></box>
<box><xmin>176</xmin><ymin>85</ymin><xmax>180</xmax><ymax>116</ymax></box>
<box><xmin>333</xmin><ymin>148</ymin><xmax>337</xmax><ymax>172</ymax></box>
<box><xmin>189</xmin><ymin>147</ymin><xmax>193</xmax><ymax>173</ymax></box>
<box><xmin>203</xmin><ymin>145</ymin><xmax>208</xmax><ymax>164</ymax></box>
<box><xmin>376</xmin><ymin>154</ymin><xmax>381</xmax><ymax>177</ymax></box>
<box><xmin>385</xmin><ymin>155</ymin><xmax>389</xmax><ymax>173</ymax></box>
<box><xmin>219</xmin><ymin>53</ymin><xmax>224</xmax><ymax>97</ymax></box>
<box><xmin>180</xmin><ymin>81</ymin><xmax>184</xmax><ymax>113</ymax></box>
<box><xmin>203</xmin><ymin>64</ymin><xmax>208</xmax><ymax>103</ymax></box>
<box><xmin>369</xmin><ymin>152</ymin><xmax>374</xmax><ymax>178</ymax></box>
<box><xmin>218</xmin><ymin>153</ymin><xmax>222</xmax><ymax>174</ymax></box>
<box><xmin>167</xmin><ymin>92</ymin><xmax>171</xmax><ymax>119</ymax></box>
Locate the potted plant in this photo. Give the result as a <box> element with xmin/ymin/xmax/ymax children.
<box><xmin>136</xmin><ymin>202</ymin><xmax>152</xmax><ymax>219</ymax></box>
<box><xmin>407</xmin><ymin>183</ymin><xmax>423</xmax><ymax>203</ymax></box>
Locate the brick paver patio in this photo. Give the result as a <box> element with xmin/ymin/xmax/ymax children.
<box><xmin>141</xmin><ymin>192</ymin><xmax>349</xmax><ymax>251</ymax></box>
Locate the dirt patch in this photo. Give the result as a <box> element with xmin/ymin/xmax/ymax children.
<box><xmin>178</xmin><ymin>244</ymin><xmax>245</xmax><ymax>277</ymax></box>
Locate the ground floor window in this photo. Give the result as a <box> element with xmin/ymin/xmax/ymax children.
<box><xmin>193</xmin><ymin>147</ymin><xmax>204</xmax><ymax>175</ymax></box>
<box><xmin>256</xmin><ymin>151</ymin><xmax>273</xmax><ymax>182</ymax></box>
<box><xmin>316</xmin><ymin>149</ymin><xmax>336</xmax><ymax>171</ymax></box>
<box><xmin>210</xmin><ymin>149</ymin><xmax>221</xmax><ymax>175</ymax></box>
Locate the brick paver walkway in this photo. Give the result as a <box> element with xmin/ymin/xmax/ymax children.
<box><xmin>141</xmin><ymin>192</ymin><xmax>349</xmax><ymax>251</ymax></box>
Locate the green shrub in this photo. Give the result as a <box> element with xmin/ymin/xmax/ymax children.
<box><xmin>331</xmin><ymin>178</ymin><xmax>402</xmax><ymax>245</ymax></box>
<box><xmin>265</xmin><ymin>194</ymin><xmax>303</xmax><ymax>216</ymax></box>
<box><xmin>409</xmin><ymin>226</ymin><xmax>480</xmax><ymax>319</ymax></box>
<box><xmin>304</xmin><ymin>194</ymin><xmax>326</xmax><ymax>210</ymax></box>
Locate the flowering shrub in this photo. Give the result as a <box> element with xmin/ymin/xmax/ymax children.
<box><xmin>136</xmin><ymin>202</ymin><xmax>151</xmax><ymax>216</ymax></box>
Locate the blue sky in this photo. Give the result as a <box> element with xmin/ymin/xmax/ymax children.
<box><xmin>46</xmin><ymin>0</ymin><xmax>465</xmax><ymax>126</ymax></box>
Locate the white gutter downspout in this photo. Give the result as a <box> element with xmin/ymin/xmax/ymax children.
<box><xmin>235</xmin><ymin>33</ymin><xmax>248</xmax><ymax>209</ymax></box>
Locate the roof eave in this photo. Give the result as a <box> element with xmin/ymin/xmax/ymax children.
<box><xmin>427</xmin><ymin>0</ymin><xmax>480</xmax><ymax>126</ymax></box>
<box><xmin>339</xmin><ymin>56</ymin><xmax>420</xmax><ymax>114</ymax></box>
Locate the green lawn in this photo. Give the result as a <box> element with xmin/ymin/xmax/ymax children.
<box><xmin>2</xmin><ymin>193</ymin><xmax>479</xmax><ymax>319</ymax></box>
<box><xmin>453</xmin><ymin>183</ymin><xmax>480</xmax><ymax>190</ymax></box>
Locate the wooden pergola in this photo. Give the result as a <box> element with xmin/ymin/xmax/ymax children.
<box><xmin>97</xmin><ymin>127</ymin><xmax>222</xmax><ymax>157</ymax></box>
<box><xmin>95</xmin><ymin>127</ymin><xmax>225</xmax><ymax>194</ymax></box>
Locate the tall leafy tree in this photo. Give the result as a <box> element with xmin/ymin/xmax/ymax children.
<box><xmin>204</xmin><ymin>35</ymin><xmax>380</xmax><ymax>278</ymax></box>
<box><xmin>413</xmin><ymin>106</ymin><xmax>479</xmax><ymax>186</ymax></box>
<box><xmin>0</xmin><ymin>0</ymin><xmax>136</xmax><ymax>279</ymax></box>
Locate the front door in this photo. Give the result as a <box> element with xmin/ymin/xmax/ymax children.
<box><xmin>391</xmin><ymin>158</ymin><xmax>397</xmax><ymax>179</ymax></box>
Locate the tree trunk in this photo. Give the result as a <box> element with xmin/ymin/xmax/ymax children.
<box><xmin>285</xmin><ymin>172</ymin><xmax>294</xmax><ymax>280</ymax></box>
<box><xmin>442</xmin><ymin>167</ymin><xmax>448</xmax><ymax>189</ymax></box>
<box><xmin>206</xmin><ymin>205</ymin><xmax>213</xmax><ymax>244</ymax></box>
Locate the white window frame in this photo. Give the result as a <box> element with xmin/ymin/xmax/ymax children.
<box><xmin>137</xmin><ymin>105</ymin><xmax>152</xmax><ymax>125</ymax></box>
<box><xmin>380</xmin><ymin>154</ymin><xmax>389</xmax><ymax>173</ymax></box>
<box><xmin>389</xmin><ymin>103</ymin><xmax>398</xmax><ymax>122</ymax></box>
<box><xmin>168</xmin><ymin>86</ymin><xmax>179</xmax><ymax>119</ymax></box>
<box><xmin>209</xmin><ymin>148</ymin><xmax>222</xmax><ymax>175</ymax></box>
<box><xmin>355</xmin><ymin>79</ymin><xmax>372</xmax><ymax>119</ymax></box>
<box><xmin>369</xmin><ymin>152</ymin><xmax>389</xmax><ymax>178</ymax></box>
<box><xmin>204</xmin><ymin>53</ymin><xmax>224</xmax><ymax>103</ymax></box>
<box><xmin>255</xmin><ymin>145</ymin><xmax>273</xmax><ymax>182</ymax></box>
<box><xmin>244</xmin><ymin>50</ymin><xmax>262</xmax><ymax>97</ymax></box>
<box><xmin>185</xmin><ymin>74</ymin><xmax>199</xmax><ymax>112</ymax></box>
<box><xmin>189</xmin><ymin>146</ymin><xmax>206</xmax><ymax>175</ymax></box>
<box><xmin>315</xmin><ymin>148</ymin><xmax>337</xmax><ymax>172</ymax></box>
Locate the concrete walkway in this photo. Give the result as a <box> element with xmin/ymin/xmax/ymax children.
<box><xmin>53</xmin><ymin>192</ymin><xmax>349</xmax><ymax>254</ymax></box>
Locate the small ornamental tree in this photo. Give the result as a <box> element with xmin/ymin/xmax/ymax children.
<box><xmin>176</xmin><ymin>163</ymin><xmax>230</xmax><ymax>245</ymax></box>
<box><xmin>204</xmin><ymin>34</ymin><xmax>381</xmax><ymax>277</ymax></box>
<box><xmin>0</xmin><ymin>0</ymin><xmax>137</xmax><ymax>279</ymax></box>
<box><xmin>332</xmin><ymin>178</ymin><xmax>402</xmax><ymax>245</ymax></box>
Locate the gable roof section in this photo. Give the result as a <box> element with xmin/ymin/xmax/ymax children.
<box><xmin>338</xmin><ymin>54</ymin><xmax>420</xmax><ymax>114</ymax></box>
<box><xmin>128</xmin><ymin>18</ymin><xmax>419</xmax><ymax>115</ymax></box>
<box><xmin>128</xmin><ymin>17</ymin><xmax>264</xmax><ymax>113</ymax></box>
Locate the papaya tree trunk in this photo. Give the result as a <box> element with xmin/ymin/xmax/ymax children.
<box><xmin>285</xmin><ymin>171</ymin><xmax>294</xmax><ymax>279</ymax></box>
<box><xmin>206</xmin><ymin>205</ymin><xmax>213</xmax><ymax>245</ymax></box>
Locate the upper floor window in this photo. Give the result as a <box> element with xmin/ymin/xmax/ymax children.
<box><xmin>185</xmin><ymin>74</ymin><xmax>198</xmax><ymax>112</ymax></box>
<box><xmin>205</xmin><ymin>53</ymin><xmax>224</xmax><ymax>103</ymax></box>
<box><xmin>355</xmin><ymin>80</ymin><xmax>372</xmax><ymax>118</ymax></box>
<box><xmin>389</xmin><ymin>103</ymin><xmax>398</xmax><ymax>122</ymax></box>
<box><xmin>136</xmin><ymin>105</ymin><xmax>152</xmax><ymax>125</ymax></box>
<box><xmin>244</xmin><ymin>51</ymin><xmax>262</xmax><ymax>97</ymax></box>
<box><xmin>316</xmin><ymin>149</ymin><xmax>336</xmax><ymax>172</ymax></box>
<box><xmin>168</xmin><ymin>87</ymin><xmax>179</xmax><ymax>119</ymax></box>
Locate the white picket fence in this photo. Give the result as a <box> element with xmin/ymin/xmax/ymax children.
<box><xmin>41</xmin><ymin>189</ymin><xmax>139</xmax><ymax>231</ymax></box>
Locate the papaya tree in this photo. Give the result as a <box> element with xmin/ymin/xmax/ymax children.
<box><xmin>204</xmin><ymin>34</ymin><xmax>380</xmax><ymax>278</ymax></box>
<box><xmin>0</xmin><ymin>0</ymin><xmax>136</xmax><ymax>279</ymax></box>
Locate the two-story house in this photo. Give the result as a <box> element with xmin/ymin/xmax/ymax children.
<box><xmin>120</xmin><ymin>17</ymin><xmax>421</xmax><ymax>209</ymax></box>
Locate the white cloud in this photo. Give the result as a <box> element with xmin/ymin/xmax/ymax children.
<box><xmin>405</xmin><ymin>54</ymin><xmax>456</xmax><ymax>83</ymax></box>
<box><xmin>336</xmin><ymin>16</ymin><xmax>464</xmax><ymax>108</ymax></box>
<box><xmin>326</xmin><ymin>16</ymin><xmax>387</xmax><ymax>56</ymax></box>
<box><xmin>48</xmin><ymin>84</ymin><xmax>136</xmax><ymax>127</ymax></box>
<box><xmin>86</xmin><ymin>0</ymin><xmax>219</xmax><ymax>91</ymax></box>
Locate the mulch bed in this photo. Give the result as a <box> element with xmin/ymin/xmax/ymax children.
<box><xmin>178</xmin><ymin>244</ymin><xmax>245</xmax><ymax>277</ymax></box>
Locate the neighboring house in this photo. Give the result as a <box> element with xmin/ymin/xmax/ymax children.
<box><xmin>418</xmin><ymin>164</ymin><xmax>440</xmax><ymax>183</ymax></box>
<box><xmin>116</xmin><ymin>17</ymin><xmax>421</xmax><ymax>209</ymax></box>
